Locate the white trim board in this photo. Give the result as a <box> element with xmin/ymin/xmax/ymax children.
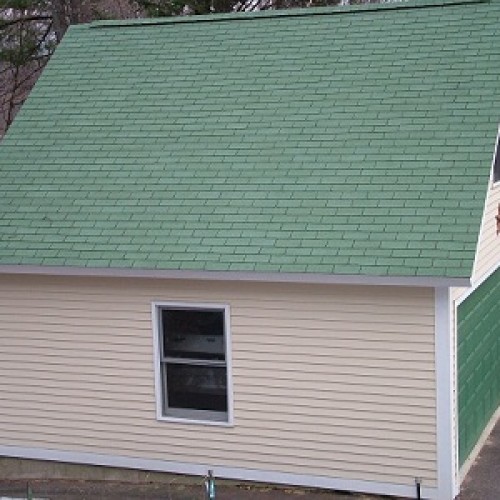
<box><xmin>0</xmin><ymin>445</ymin><xmax>438</xmax><ymax>500</ymax></box>
<box><xmin>435</xmin><ymin>287</ymin><xmax>458</xmax><ymax>500</ymax></box>
<box><xmin>0</xmin><ymin>264</ymin><xmax>470</xmax><ymax>288</ymax></box>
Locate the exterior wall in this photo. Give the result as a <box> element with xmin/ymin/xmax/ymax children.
<box><xmin>452</xmin><ymin>179</ymin><xmax>500</xmax><ymax>481</ymax></box>
<box><xmin>0</xmin><ymin>275</ymin><xmax>437</xmax><ymax>491</ymax></box>
<box><xmin>473</xmin><ymin>182</ymin><xmax>500</xmax><ymax>284</ymax></box>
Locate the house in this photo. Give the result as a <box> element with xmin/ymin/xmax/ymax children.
<box><xmin>0</xmin><ymin>0</ymin><xmax>499</xmax><ymax>498</ymax></box>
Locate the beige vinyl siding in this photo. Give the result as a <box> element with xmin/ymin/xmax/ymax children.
<box><xmin>473</xmin><ymin>182</ymin><xmax>500</xmax><ymax>283</ymax></box>
<box><xmin>0</xmin><ymin>275</ymin><xmax>436</xmax><ymax>487</ymax></box>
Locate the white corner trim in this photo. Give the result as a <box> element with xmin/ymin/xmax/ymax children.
<box><xmin>471</xmin><ymin>125</ymin><xmax>500</xmax><ymax>281</ymax></box>
<box><xmin>0</xmin><ymin>264</ymin><xmax>470</xmax><ymax>288</ymax></box>
<box><xmin>435</xmin><ymin>287</ymin><xmax>458</xmax><ymax>500</ymax></box>
<box><xmin>0</xmin><ymin>445</ymin><xmax>438</xmax><ymax>499</ymax></box>
<box><xmin>459</xmin><ymin>405</ymin><xmax>500</xmax><ymax>483</ymax></box>
<box><xmin>151</xmin><ymin>301</ymin><xmax>233</xmax><ymax>426</ymax></box>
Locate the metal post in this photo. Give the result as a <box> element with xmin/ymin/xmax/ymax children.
<box><xmin>205</xmin><ymin>469</ymin><xmax>216</xmax><ymax>500</ymax></box>
<box><xmin>415</xmin><ymin>477</ymin><xmax>422</xmax><ymax>500</ymax></box>
<box><xmin>26</xmin><ymin>483</ymin><xmax>33</xmax><ymax>500</ymax></box>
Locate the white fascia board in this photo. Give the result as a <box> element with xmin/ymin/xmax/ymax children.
<box><xmin>0</xmin><ymin>264</ymin><xmax>470</xmax><ymax>288</ymax></box>
<box><xmin>0</xmin><ymin>444</ymin><xmax>438</xmax><ymax>499</ymax></box>
<box><xmin>435</xmin><ymin>287</ymin><xmax>458</xmax><ymax>500</ymax></box>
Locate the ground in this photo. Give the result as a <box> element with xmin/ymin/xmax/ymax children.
<box><xmin>0</xmin><ymin>479</ymin><xmax>386</xmax><ymax>499</ymax></box>
<box><xmin>457</xmin><ymin>417</ymin><xmax>500</xmax><ymax>500</ymax></box>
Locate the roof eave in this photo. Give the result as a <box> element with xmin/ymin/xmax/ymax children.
<box><xmin>0</xmin><ymin>264</ymin><xmax>471</xmax><ymax>288</ymax></box>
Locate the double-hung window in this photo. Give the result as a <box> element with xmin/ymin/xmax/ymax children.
<box><xmin>154</xmin><ymin>303</ymin><xmax>231</xmax><ymax>424</ymax></box>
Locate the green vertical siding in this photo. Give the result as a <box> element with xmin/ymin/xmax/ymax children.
<box><xmin>458</xmin><ymin>268</ymin><xmax>500</xmax><ymax>466</ymax></box>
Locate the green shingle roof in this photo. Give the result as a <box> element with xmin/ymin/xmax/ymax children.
<box><xmin>1</xmin><ymin>0</ymin><xmax>499</xmax><ymax>278</ymax></box>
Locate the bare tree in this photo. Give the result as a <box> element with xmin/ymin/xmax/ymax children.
<box><xmin>1</xmin><ymin>3</ymin><xmax>53</xmax><ymax>135</ymax></box>
<box><xmin>0</xmin><ymin>0</ymin><xmax>141</xmax><ymax>137</ymax></box>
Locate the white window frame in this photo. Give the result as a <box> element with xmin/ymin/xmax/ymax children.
<box><xmin>152</xmin><ymin>301</ymin><xmax>233</xmax><ymax>426</ymax></box>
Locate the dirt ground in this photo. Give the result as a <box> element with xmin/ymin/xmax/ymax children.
<box><xmin>457</xmin><ymin>418</ymin><xmax>500</xmax><ymax>500</ymax></box>
<box><xmin>0</xmin><ymin>479</ymin><xmax>389</xmax><ymax>500</ymax></box>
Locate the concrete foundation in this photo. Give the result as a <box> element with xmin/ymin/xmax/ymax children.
<box><xmin>0</xmin><ymin>457</ymin><xmax>198</xmax><ymax>484</ymax></box>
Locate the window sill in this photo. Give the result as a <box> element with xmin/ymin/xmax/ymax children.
<box><xmin>157</xmin><ymin>415</ymin><xmax>234</xmax><ymax>427</ymax></box>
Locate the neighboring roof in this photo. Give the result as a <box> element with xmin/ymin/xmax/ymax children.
<box><xmin>1</xmin><ymin>0</ymin><xmax>499</xmax><ymax>279</ymax></box>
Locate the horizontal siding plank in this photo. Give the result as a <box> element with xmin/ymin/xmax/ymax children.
<box><xmin>235</xmin><ymin>337</ymin><xmax>435</xmax><ymax>352</ymax></box>
<box><xmin>234</xmin><ymin>316</ymin><xmax>433</xmax><ymax>332</ymax></box>
<box><xmin>234</xmin><ymin>394</ymin><xmax>435</xmax><ymax>411</ymax></box>
<box><xmin>234</xmin><ymin>355</ymin><xmax>435</xmax><ymax>371</ymax></box>
<box><xmin>232</xmin><ymin>345</ymin><xmax>434</xmax><ymax>360</ymax></box>
<box><xmin>234</xmin><ymin>311</ymin><xmax>434</xmax><ymax>326</ymax></box>
<box><xmin>0</xmin><ymin>316</ymin><xmax>149</xmax><ymax>329</ymax></box>
<box><xmin>1</xmin><ymin>343</ymin><xmax>152</xmax><ymax>357</ymax></box>
<box><xmin>236</xmin><ymin>331</ymin><xmax>434</xmax><ymax>344</ymax></box>
<box><xmin>237</xmin><ymin>371</ymin><xmax>435</xmax><ymax>387</ymax></box>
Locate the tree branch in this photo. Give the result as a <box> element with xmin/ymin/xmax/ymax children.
<box><xmin>0</xmin><ymin>16</ymin><xmax>53</xmax><ymax>29</ymax></box>
<box><xmin>16</xmin><ymin>65</ymin><xmax>45</xmax><ymax>88</ymax></box>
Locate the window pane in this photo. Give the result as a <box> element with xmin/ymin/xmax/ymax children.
<box><xmin>162</xmin><ymin>309</ymin><xmax>225</xmax><ymax>360</ymax></box>
<box><xmin>166</xmin><ymin>363</ymin><xmax>227</xmax><ymax>413</ymax></box>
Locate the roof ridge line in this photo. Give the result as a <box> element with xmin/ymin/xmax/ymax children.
<box><xmin>88</xmin><ymin>0</ymin><xmax>488</xmax><ymax>30</ymax></box>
